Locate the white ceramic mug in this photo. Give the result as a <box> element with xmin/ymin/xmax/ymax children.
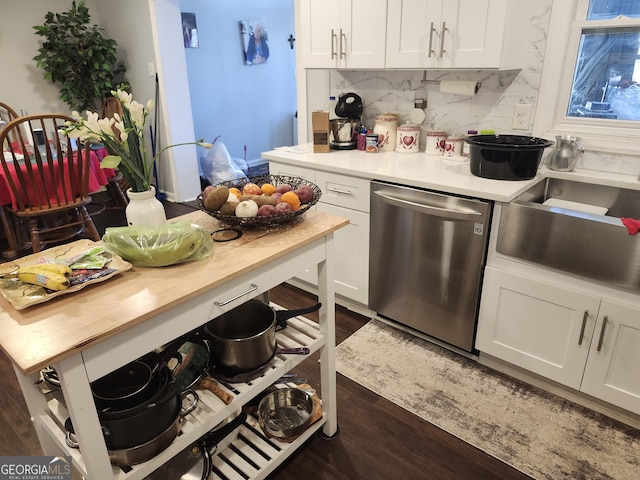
<box><xmin>444</xmin><ymin>137</ymin><xmax>463</xmax><ymax>157</ymax></box>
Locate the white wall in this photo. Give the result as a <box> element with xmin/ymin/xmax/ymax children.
<box><xmin>180</xmin><ymin>0</ymin><xmax>297</xmax><ymax>162</ymax></box>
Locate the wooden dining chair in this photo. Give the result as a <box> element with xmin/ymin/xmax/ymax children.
<box><xmin>0</xmin><ymin>102</ymin><xmax>21</xmax><ymax>257</ymax></box>
<box><xmin>0</xmin><ymin>114</ymin><xmax>101</xmax><ymax>254</ymax></box>
<box><xmin>0</xmin><ymin>101</ymin><xmax>18</xmax><ymax>121</ymax></box>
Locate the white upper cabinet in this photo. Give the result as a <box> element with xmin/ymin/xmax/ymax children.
<box><xmin>385</xmin><ymin>0</ymin><xmax>527</xmax><ymax>69</ymax></box>
<box><xmin>299</xmin><ymin>0</ymin><xmax>388</xmax><ymax>69</ymax></box>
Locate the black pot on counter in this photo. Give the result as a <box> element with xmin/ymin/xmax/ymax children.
<box><xmin>464</xmin><ymin>134</ymin><xmax>554</xmax><ymax>180</ymax></box>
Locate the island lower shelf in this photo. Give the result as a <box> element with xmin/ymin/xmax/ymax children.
<box><xmin>37</xmin><ymin>310</ymin><xmax>326</xmax><ymax>480</ymax></box>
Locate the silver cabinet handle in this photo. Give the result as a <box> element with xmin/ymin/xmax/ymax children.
<box><xmin>596</xmin><ymin>315</ymin><xmax>608</xmax><ymax>352</ymax></box>
<box><xmin>327</xmin><ymin>187</ymin><xmax>353</xmax><ymax>196</ymax></box>
<box><xmin>374</xmin><ymin>190</ymin><xmax>483</xmax><ymax>221</ymax></box>
<box><xmin>340</xmin><ymin>29</ymin><xmax>346</xmax><ymax>59</ymax></box>
<box><xmin>578</xmin><ymin>310</ymin><xmax>588</xmax><ymax>346</ymax></box>
<box><xmin>214</xmin><ymin>284</ymin><xmax>258</xmax><ymax>307</ymax></box>
<box><xmin>439</xmin><ymin>21</ymin><xmax>447</xmax><ymax>58</ymax></box>
<box><xmin>331</xmin><ymin>29</ymin><xmax>337</xmax><ymax>59</ymax></box>
<box><xmin>428</xmin><ymin>22</ymin><xmax>436</xmax><ymax>57</ymax></box>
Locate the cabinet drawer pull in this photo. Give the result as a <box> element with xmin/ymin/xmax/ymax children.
<box><xmin>327</xmin><ymin>186</ymin><xmax>353</xmax><ymax>196</ymax></box>
<box><xmin>331</xmin><ymin>29</ymin><xmax>337</xmax><ymax>59</ymax></box>
<box><xmin>340</xmin><ymin>29</ymin><xmax>347</xmax><ymax>59</ymax></box>
<box><xmin>428</xmin><ymin>22</ymin><xmax>436</xmax><ymax>57</ymax></box>
<box><xmin>214</xmin><ymin>284</ymin><xmax>258</xmax><ymax>307</ymax></box>
<box><xmin>578</xmin><ymin>310</ymin><xmax>589</xmax><ymax>346</ymax></box>
<box><xmin>597</xmin><ymin>315</ymin><xmax>608</xmax><ymax>352</ymax></box>
<box><xmin>439</xmin><ymin>22</ymin><xmax>447</xmax><ymax>58</ymax></box>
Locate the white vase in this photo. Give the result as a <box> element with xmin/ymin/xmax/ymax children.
<box><xmin>125</xmin><ymin>186</ymin><xmax>167</xmax><ymax>227</ymax></box>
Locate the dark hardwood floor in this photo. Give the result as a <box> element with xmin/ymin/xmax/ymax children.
<box><xmin>0</xmin><ymin>193</ymin><xmax>531</xmax><ymax>479</ymax></box>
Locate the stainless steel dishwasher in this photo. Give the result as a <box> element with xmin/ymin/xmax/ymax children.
<box><xmin>369</xmin><ymin>181</ymin><xmax>492</xmax><ymax>352</ymax></box>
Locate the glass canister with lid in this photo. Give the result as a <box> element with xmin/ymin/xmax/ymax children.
<box><xmin>373</xmin><ymin>114</ymin><xmax>399</xmax><ymax>152</ymax></box>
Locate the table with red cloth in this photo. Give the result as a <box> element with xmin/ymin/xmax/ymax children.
<box><xmin>0</xmin><ymin>146</ymin><xmax>116</xmax><ymax>209</ymax></box>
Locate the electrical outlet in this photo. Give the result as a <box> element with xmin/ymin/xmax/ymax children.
<box><xmin>512</xmin><ymin>104</ymin><xmax>531</xmax><ymax>130</ymax></box>
<box><xmin>147</xmin><ymin>62</ymin><xmax>155</xmax><ymax>77</ymax></box>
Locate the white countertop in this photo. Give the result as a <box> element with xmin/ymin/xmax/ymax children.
<box><xmin>262</xmin><ymin>144</ymin><xmax>640</xmax><ymax>203</ymax></box>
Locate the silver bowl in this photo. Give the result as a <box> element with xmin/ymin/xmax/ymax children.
<box><xmin>257</xmin><ymin>387</ymin><xmax>314</xmax><ymax>438</ymax></box>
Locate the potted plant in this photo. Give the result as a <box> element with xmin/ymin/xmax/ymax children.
<box><xmin>64</xmin><ymin>89</ymin><xmax>211</xmax><ymax>226</ymax></box>
<box><xmin>33</xmin><ymin>0</ymin><xmax>126</xmax><ymax>112</ymax></box>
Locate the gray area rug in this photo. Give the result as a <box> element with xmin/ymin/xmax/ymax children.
<box><xmin>335</xmin><ymin>319</ymin><xmax>640</xmax><ymax>480</ymax></box>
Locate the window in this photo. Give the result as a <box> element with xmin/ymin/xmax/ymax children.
<box><xmin>534</xmin><ymin>0</ymin><xmax>640</xmax><ymax>154</ymax></box>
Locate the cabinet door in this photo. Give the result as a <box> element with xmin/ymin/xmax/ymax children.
<box><xmin>439</xmin><ymin>0</ymin><xmax>506</xmax><ymax>68</ymax></box>
<box><xmin>476</xmin><ymin>267</ymin><xmax>600</xmax><ymax>389</ymax></box>
<box><xmin>386</xmin><ymin>0</ymin><xmax>442</xmax><ymax>68</ymax></box>
<box><xmin>581</xmin><ymin>300</ymin><xmax>640</xmax><ymax>415</ymax></box>
<box><xmin>316</xmin><ymin>202</ymin><xmax>369</xmax><ymax>304</ymax></box>
<box><xmin>341</xmin><ymin>0</ymin><xmax>387</xmax><ymax>68</ymax></box>
<box><xmin>299</xmin><ymin>0</ymin><xmax>387</xmax><ymax>69</ymax></box>
<box><xmin>299</xmin><ymin>0</ymin><xmax>342</xmax><ymax>68</ymax></box>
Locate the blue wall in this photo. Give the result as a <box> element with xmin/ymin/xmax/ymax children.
<box><xmin>180</xmin><ymin>0</ymin><xmax>296</xmax><ymax>163</ymax></box>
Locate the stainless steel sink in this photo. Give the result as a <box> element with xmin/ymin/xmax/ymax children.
<box><xmin>497</xmin><ymin>178</ymin><xmax>640</xmax><ymax>290</ymax></box>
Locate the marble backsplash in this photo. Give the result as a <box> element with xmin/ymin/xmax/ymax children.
<box><xmin>327</xmin><ymin>0</ymin><xmax>639</xmax><ymax>179</ymax></box>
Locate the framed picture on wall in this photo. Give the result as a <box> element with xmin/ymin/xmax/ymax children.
<box><xmin>182</xmin><ymin>13</ymin><xmax>199</xmax><ymax>48</ymax></box>
<box><xmin>240</xmin><ymin>19</ymin><xmax>269</xmax><ymax>65</ymax></box>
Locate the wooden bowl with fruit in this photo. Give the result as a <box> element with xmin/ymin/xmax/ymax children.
<box><xmin>196</xmin><ymin>174</ymin><xmax>322</xmax><ymax>228</ymax></box>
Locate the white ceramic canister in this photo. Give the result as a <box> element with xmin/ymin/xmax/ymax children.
<box><xmin>444</xmin><ymin>136</ymin><xmax>463</xmax><ymax>158</ymax></box>
<box><xmin>373</xmin><ymin>114</ymin><xmax>399</xmax><ymax>152</ymax></box>
<box><xmin>396</xmin><ymin>124</ymin><xmax>420</xmax><ymax>153</ymax></box>
<box><xmin>425</xmin><ymin>131</ymin><xmax>448</xmax><ymax>155</ymax></box>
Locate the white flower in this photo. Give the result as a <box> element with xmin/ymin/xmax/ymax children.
<box><xmin>64</xmin><ymin>88</ymin><xmax>210</xmax><ymax>193</ymax></box>
<box><xmin>127</xmin><ymin>100</ymin><xmax>147</xmax><ymax>130</ymax></box>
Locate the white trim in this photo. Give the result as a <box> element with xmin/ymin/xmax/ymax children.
<box><xmin>534</xmin><ymin>0</ymin><xmax>640</xmax><ymax>156</ymax></box>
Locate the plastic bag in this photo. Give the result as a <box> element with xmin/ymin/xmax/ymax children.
<box><xmin>102</xmin><ymin>221</ymin><xmax>214</xmax><ymax>267</ymax></box>
<box><xmin>199</xmin><ymin>138</ymin><xmax>247</xmax><ymax>185</ymax></box>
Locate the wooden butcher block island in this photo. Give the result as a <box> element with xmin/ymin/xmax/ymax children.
<box><xmin>0</xmin><ymin>210</ymin><xmax>348</xmax><ymax>480</ymax></box>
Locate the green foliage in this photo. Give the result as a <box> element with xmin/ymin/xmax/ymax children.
<box><xmin>33</xmin><ymin>0</ymin><xmax>126</xmax><ymax>112</ymax></box>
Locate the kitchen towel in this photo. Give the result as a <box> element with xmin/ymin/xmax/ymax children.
<box><xmin>621</xmin><ymin>217</ymin><xmax>640</xmax><ymax>235</ymax></box>
<box><xmin>439</xmin><ymin>80</ymin><xmax>480</xmax><ymax>96</ymax></box>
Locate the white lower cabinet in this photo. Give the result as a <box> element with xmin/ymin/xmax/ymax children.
<box><xmin>477</xmin><ymin>266</ymin><xmax>640</xmax><ymax>415</ymax></box>
<box><xmin>316</xmin><ymin>202</ymin><xmax>369</xmax><ymax>304</ymax></box>
<box><xmin>581</xmin><ymin>300</ymin><xmax>640</xmax><ymax>414</ymax></box>
<box><xmin>268</xmin><ymin>162</ymin><xmax>370</xmax><ymax>305</ymax></box>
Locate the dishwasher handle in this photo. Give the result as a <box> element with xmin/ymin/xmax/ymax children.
<box><xmin>373</xmin><ymin>189</ymin><xmax>484</xmax><ymax>221</ymax></box>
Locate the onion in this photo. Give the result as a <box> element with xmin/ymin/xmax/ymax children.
<box><xmin>235</xmin><ymin>199</ymin><xmax>259</xmax><ymax>218</ymax></box>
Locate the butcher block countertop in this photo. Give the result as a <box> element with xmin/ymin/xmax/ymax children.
<box><xmin>0</xmin><ymin>210</ymin><xmax>348</xmax><ymax>376</ymax></box>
